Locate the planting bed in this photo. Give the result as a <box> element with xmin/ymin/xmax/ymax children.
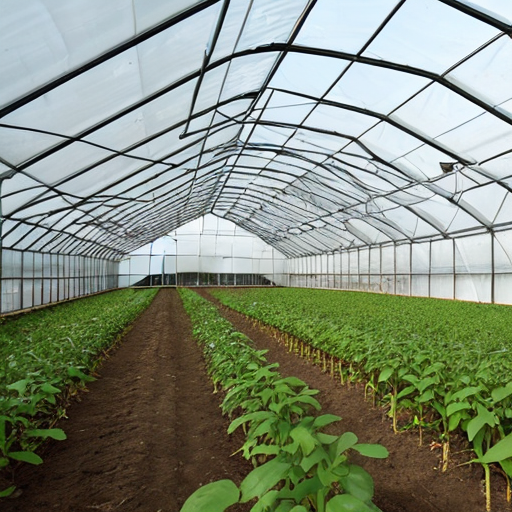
<box><xmin>0</xmin><ymin>289</ymin><xmax>252</xmax><ymax>512</ymax></box>
<box><xmin>1</xmin><ymin>287</ymin><xmax>509</xmax><ymax>511</ymax></box>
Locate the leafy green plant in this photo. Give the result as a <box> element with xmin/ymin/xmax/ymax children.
<box><xmin>211</xmin><ymin>287</ymin><xmax>512</xmax><ymax>506</ymax></box>
<box><xmin>0</xmin><ymin>288</ymin><xmax>158</xmax><ymax>497</ymax></box>
<box><xmin>179</xmin><ymin>288</ymin><xmax>388</xmax><ymax>512</ymax></box>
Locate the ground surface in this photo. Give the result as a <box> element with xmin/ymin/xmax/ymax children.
<box><xmin>1</xmin><ymin>288</ymin><xmax>509</xmax><ymax>512</ymax></box>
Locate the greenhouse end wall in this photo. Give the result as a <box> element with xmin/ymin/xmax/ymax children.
<box><xmin>1</xmin><ymin>249</ymin><xmax>119</xmax><ymax>314</ymax></box>
<box><xmin>287</xmin><ymin>232</ymin><xmax>512</xmax><ymax>305</ymax></box>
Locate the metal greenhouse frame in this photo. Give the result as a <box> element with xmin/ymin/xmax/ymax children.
<box><xmin>1</xmin><ymin>0</ymin><xmax>512</xmax><ymax>311</ymax></box>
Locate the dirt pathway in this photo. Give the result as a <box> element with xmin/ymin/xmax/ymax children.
<box><xmin>2</xmin><ymin>289</ymin><xmax>251</xmax><ymax>512</ymax></box>
<box><xmin>197</xmin><ymin>288</ymin><xmax>510</xmax><ymax>512</ymax></box>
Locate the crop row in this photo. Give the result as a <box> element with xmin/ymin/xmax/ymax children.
<box><xmin>211</xmin><ymin>288</ymin><xmax>512</xmax><ymax>511</ymax></box>
<box><xmin>0</xmin><ymin>288</ymin><xmax>158</xmax><ymax>497</ymax></box>
<box><xmin>178</xmin><ymin>288</ymin><xmax>388</xmax><ymax>512</ymax></box>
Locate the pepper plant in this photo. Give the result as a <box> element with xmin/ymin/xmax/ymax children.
<box><xmin>179</xmin><ymin>288</ymin><xmax>388</xmax><ymax>512</ymax></box>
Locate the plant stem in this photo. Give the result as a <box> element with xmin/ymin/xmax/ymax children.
<box><xmin>442</xmin><ymin>438</ymin><xmax>449</xmax><ymax>472</ymax></box>
<box><xmin>483</xmin><ymin>462</ymin><xmax>491</xmax><ymax>512</ymax></box>
<box><xmin>317</xmin><ymin>489</ymin><xmax>325</xmax><ymax>512</ymax></box>
<box><xmin>391</xmin><ymin>389</ymin><xmax>398</xmax><ymax>434</ymax></box>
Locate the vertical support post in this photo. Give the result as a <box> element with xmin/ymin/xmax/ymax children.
<box><xmin>57</xmin><ymin>253</ymin><xmax>60</xmax><ymax>303</ymax></box>
<box><xmin>357</xmin><ymin>247</ymin><xmax>361</xmax><ymax>291</ymax></box>
<box><xmin>49</xmin><ymin>253</ymin><xmax>53</xmax><ymax>304</ymax></box>
<box><xmin>409</xmin><ymin>243</ymin><xmax>413</xmax><ymax>297</ymax></box>
<box><xmin>148</xmin><ymin>242</ymin><xmax>153</xmax><ymax>287</ymax></box>
<box><xmin>393</xmin><ymin>243</ymin><xmax>397</xmax><ymax>295</ymax></box>
<box><xmin>379</xmin><ymin>244</ymin><xmax>383</xmax><ymax>293</ymax></box>
<box><xmin>32</xmin><ymin>252</ymin><xmax>36</xmax><ymax>307</ymax></box>
<box><xmin>453</xmin><ymin>238</ymin><xmax>456</xmax><ymax>300</ymax></box>
<box><xmin>20</xmin><ymin>250</ymin><xmax>25</xmax><ymax>310</ymax></box>
<box><xmin>174</xmin><ymin>238</ymin><xmax>178</xmax><ymax>287</ymax></box>
<box><xmin>347</xmin><ymin>250</ymin><xmax>351</xmax><ymax>290</ymax></box>
<box><xmin>340</xmin><ymin>248</ymin><xmax>342</xmax><ymax>289</ymax></box>
<box><xmin>428</xmin><ymin>241</ymin><xmax>432</xmax><ymax>298</ymax></box>
<box><xmin>272</xmin><ymin>247</ymin><xmax>275</xmax><ymax>286</ymax></box>
<box><xmin>491</xmin><ymin>230</ymin><xmax>495</xmax><ymax>304</ymax></box>
<box><xmin>162</xmin><ymin>250</ymin><xmax>165</xmax><ymax>286</ymax></box>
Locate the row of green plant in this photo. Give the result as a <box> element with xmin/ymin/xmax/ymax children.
<box><xmin>0</xmin><ymin>288</ymin><xmax>158</xmax><ymax>497</ymax></box>
<box><xmin>178</xmin><ymin>288</ymin><xmax>388</xmax><ymax>512</ymax></box>
<box><xmin>211</xmin><ymin>287</ymin><xmax>512</xmax><ymax>511</ymax></box>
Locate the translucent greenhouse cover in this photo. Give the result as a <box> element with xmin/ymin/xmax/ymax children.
<box><xmin>1</xmin><ymin>0</ymin><xmax>511</xmax><ymax>259</ymax></box>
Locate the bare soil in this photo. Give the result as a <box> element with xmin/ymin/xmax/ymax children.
<box><xmin>1</xmin><ymin>287</ymin><xmax>510</xmax><ymax>512</ymax></box>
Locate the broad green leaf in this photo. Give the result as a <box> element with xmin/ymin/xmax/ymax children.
<box><xmin>290</xmin><ymin>426</ymin><xmax>317</xmax><ymax>456</ymax></box>
<box><xmin>275</xmin><ymin>377</ymin><xmax>307</xmax><ymax>388</ymax></box>
<box><xmin>417</xmin><ymin>376</ymin><xmax>438</xmax><ymax>393</ymax></box>
<box><xmin>249</xmin><ymin>490</ymin><xmax>278</xmax><ymax>512</ymax></box>
<box><xmin>0</xmin><ymin>486</ymin><xmax>16</xmax><ymax>498</ymax></box>
<box><xmin>448</xmin><ymin>411</ymin><xmax>468</xmax><ymax>432</ymax></box>
<box><xmin>278</xmin><ymin>474</ymin><xmax>323</xmax><ymax>502</ymax></box>
<box><xmin>250</xmin><ymin>445</ymin><xmax>280</xmax><ymax>457</ymax></box>
<box><xmin>180</xmin><ymin>479</ymin><xmax>239</xmax><ymax>512</ymax></box>
<box><xmin>318</xmin><ymin>462</ymin><xmax>338</xmax><ymax>486</ymax></box>
<box><xmin>339</xmin><ymin>464</ymin><xmax>374</xmax><ymax>502</ymax></box>
<box><xmin>423</xmin><ymin>362</ymin><xmax>444</xmax><ymax>376</ymax></box>
<box><xmin>352</xmin><ymin>443</ymin><xmax>389</xmax><ymax>459</ymax></box>
<box><xmin>240</xmin><ymin>458</ymin><xmax>291</xmax><ymax>503</ymax></box>
<box><xmin>326</xmin><ymin>494</ymin><xmax>374</xmax><ymax>512</ymax></box>
<box><xmin>68</xmin><ymin>367</ymin><xmax>95</xmax><ymax>382</ymax></box>
<box><xmin>432</xmin><ymin>401</ymin><xmax>445</xmax><ymax>418</ymax></box>
<box><xmin>275</xmin><ymin>501</ymin><xmax>296</xmax><ymax>512</ymax></box>
<box><xmin>274</xmin><ymin>384</ymin><xmax>294</xmax><ymax>396</ymax></box>
<box><xmin>287</xmin><ymin>395</ymin><xmax>321</xmax><ymax>411</ymax></box>
<box><xmin>25</xmin><ymin>428</ymin><xmax>67</xmax><ymax>441</ymax></box>
<box><xmin>317</xmin><ymin>432</ymin><xmax>338</xmax><ymax>445</ymax></box>
<box><xmin>334</xmin><ymin>432</ymin><xmax>358</xmax><ymax>459</ymax></box>
<box><xmin>9</xmin><ymin>451</ymin><xmax>43</xmax><ymax>465</ymax></box>
<box><xmin>6</xmin><ymin>379</ymin><xmax>29</xmax><ymax>396</ymax></box>
<box><xmin>301</xmin><ymin>446</ymin><xmax>329</xmax><ymax>472</ymax></box>
<box><xmin>450</xmin><ymin>386</ymin><xmax>481</xmax><ymax>402</ymax></box>
<box><xmin>402</xmin><ymin>375</ymin><xmax>419</xmax><ymax>386</ymax></box>
<box><xmin>41</xmin><ymin>382</ymin><xmax>61</xmax><ymax>395</ymax></box>
<box><xmin>228</xmin><ymin>411</ymin><xmax>274</xmax><ymax>434</ymax></box>
<box><xmin>397</xmin><ymin>385</ymin><xmax>415</xmax><ymax>399</ymax></box>
<box><xmin>491</xmin><ymin>383</ymin><xmax>512</xmax><ymax>404</ymax></box>
<box><xmin>0</xmin><ymin>457</ymin><xmax>9</xmax><ymax>469</ymax></box>
<box><xmin>446</xmin><ymin>401</ymin><xmax>471</xmax><ymax>417</ymax></box>
<box><xmin>467</xmin><ymin>405</ymin><xmax>497</xmax><ymax>442</ymax></box>
<box><xmin>289</xmin><ymin>506</ymin><xmax>308</xmax><ymax>512</ymax></box>
<box><xmin>499</xmin><ymin>458</ymin><xmax>512</xmax><ymax>478</ymax></box>
<box><xmin>313</xmin><ymin>414</ymin><xmax>342</xmax><ymax>429</ymax></box>
<box><xmin>252</xmin><ymin>418</ymin><xmax>276</xmax><ymax>438</ymax></box>
<box><xmin>259</xmin><ymin>388</ymin><xmax>274</xmax><ymax>406</ymax></box>
<box><xmin>282</xmin><ymin>440</ymin><xmax>300</xmax><ymax>455</ymax></box>
<box><xmin>288</xmin><ymin>466</ymin><xmax>306</xmax><ymax>486</ymax></box>
<box><xmin>377</xmin><ymin>367</ymin><xmax>394</xmax><ymax>383</ymax></box>
<box><xmin>418</xmin><ymin>389</ymin><xmax>435</xmax><ymax>403</ymax></box>
<box><xmin>277</xmin><ymin>420</ymin><xmax>291</xmax><ymax>442</ymax></box>
<box><xmin>476</xmin><ymin>432</ymin><xmax>512</xmax><ymax>463</ymax></box>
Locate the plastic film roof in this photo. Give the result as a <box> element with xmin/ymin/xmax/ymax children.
<box><xmin>1</xmin><ymin>0</ymin><xmax>512</xmax><ymax>259</ymax></box>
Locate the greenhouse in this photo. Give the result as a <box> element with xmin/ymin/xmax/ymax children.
<box><xmin>1</xmin><ymin>1</ymin><xmax>512</xmax><ymax>511</ymax></box>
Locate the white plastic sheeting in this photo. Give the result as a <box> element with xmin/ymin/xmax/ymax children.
<box><xmin>118</xmin><ymin>214</ymin><xmax>287</xmax><ymax>286</ymax></box>
<box><xmin>289</xmin><ymin>230</ymin><xmax>512</xmax><ymax>304</ymax></box>
<box><xmin>0</xmin><ymin>1</ymin><xmax>512</xmax><ymax>305</ymax></box>
<box><xmin>0</xmin><ymin>0</ymin><xmax>511</xmax><ymax>260</ymax></box>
